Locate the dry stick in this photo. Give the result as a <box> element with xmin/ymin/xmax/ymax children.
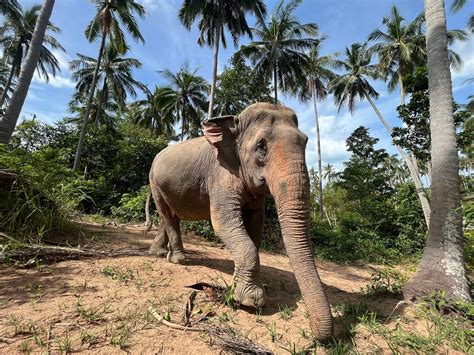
<box><xmin>148</xmin><ymin>306</ymin><xmax>204</xmax><ymax>332</ymax></box>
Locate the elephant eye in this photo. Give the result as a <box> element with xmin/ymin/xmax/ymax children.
<box><xmin>255</xmin><ymin>138</ymin><xmax>267</xmax><ymax>154</ymax></box>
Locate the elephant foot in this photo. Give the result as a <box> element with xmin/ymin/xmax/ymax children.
<box><xmin>149</xmin><ymin>244</ymin><xmax>168</xmax><ymax>258</ymax></box>
<box><xmin>233</xmin><ymin>282</ymin><xmax>265</xmax><ymax>308</ymax></box>
<box><xmin>167</xmin><ymin>251</ymin><xmax>186</xmax><ymax>265</ymax></box>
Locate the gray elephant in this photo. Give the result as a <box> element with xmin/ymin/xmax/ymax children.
<box><xmin>144</xmin><ymin>103</ymin><xmax>333</xmax><ymax>340</ymax></box>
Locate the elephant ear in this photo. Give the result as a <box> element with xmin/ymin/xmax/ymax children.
<box><xmin>203</xmin><ymin>115</ymin><xmax>240</xmax><ymax>176</ymax></box>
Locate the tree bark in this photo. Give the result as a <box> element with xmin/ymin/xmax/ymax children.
<box><xmin>94</xmin><ymin>75</ymin><xmax>108</xmax><ymax>125</ymax></box>
<box><xmin>398</xmin><ymin>73</ymin><xmax>406</xmax><ymax>105</ymax></box>
<box><xmin>404</xmin><ymin>0</ymin><xmax>471</xmax><ymax>302</ymax></box>
<box><xmin>0</xmin><ymin>61</ymin><xmax>17</xmax><ymax>109</ymax></box>
<box><xmin>312</xmin><ymin>83</ymin><xmax>324</xmax><ymax>220</ymax></box>
<box><xmin>273</xmin><ymin>65</ymin><xmax>278</xmax><ymax>104</ymax></box>
<box><xmin>73</xmin><ymin>32</ymin><xmax>106</xmax><ymax>170</ymax></box>
<box><xmin>0</xmin><ymin>0</ymin><xmax>55</xmax><ymax>144</ymax></box>
<box><xmin>207</xmin><ymin>26</ymin><xmax>220</xmax><ymax>120</ymax></box>
<box><xmin>364</xmin><ymin>93</ymin><xmax>431</xmax><ymax>227</ymax></box>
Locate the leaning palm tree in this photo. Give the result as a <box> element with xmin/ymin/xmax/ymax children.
<box><xmin>0</xmin><ymin>3</ymin><xmax>64</xmax><ymax>109</ymax></box>
<box><xmin>70</xmin><ymin>45</ymin><xmax>147</xmax><ymax>125</ymax></box>
<box><xmin>179</xmin><ymin>0</ymin><xmax>266</xmax><ymax>119</ymax></box>
<box><xmin>159</xmin><ymin>64</ymin><xmax>209</xmax><ymax>141</ymax></box>
<box><xmin>331</xmin><ymin>43</ymin><xmax>431</xmax><ymax>226</ymax></box>
<box><xmin>129</xmin><ymin>86</ymin><xmax>176</xmax><ymax>138</ymax></box>
<box><xmin>297</xmin><ymin>42</ymin><xmax>337</xmax><ymax>219</ymax></box>
<box><xmin>404</xmin><ymin>0</ymin><xmax>471</xmax><ymax>303</ymax></box>
<box><xmin>0</xmin><ymin>0</ymin><xmax>56</xmax><ymax>144</ymax></box>
<box><xmin>368</xmin><ymin>6</ymin><xmax>425</xmax><ymax>104</ymax></box>
<box><xmin>239</xmin><ymin>0</ymin><xmax>319</xmax><ymax>103</ymax></box>
<box><xmin>73</xmin><ymin>0</ymin><xmax>146</xmax><ymax>171</ymax></box>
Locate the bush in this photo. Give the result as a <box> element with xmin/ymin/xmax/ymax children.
<box><xmin>181</xmin><ymin>220</ymin><xmax>219</xmax><ymax>243</ymax></box>
<box><xmin>111</xmin><ymin>186</ymin><xmax>154</xmax><ymax>223</ymax></box>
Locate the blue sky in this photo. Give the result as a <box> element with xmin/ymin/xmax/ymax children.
<box><xmin>19</xmin><ymin>0</ymin><xmax>474</xmax><ymax>171</ymax></box>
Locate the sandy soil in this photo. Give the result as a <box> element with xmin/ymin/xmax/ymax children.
<box><xmin>0</xmin><ymin>223</ymin><xmax>409</xmax><ymax>354</ymax></box>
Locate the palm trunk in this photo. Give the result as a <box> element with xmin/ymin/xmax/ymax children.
<box><xmin>94</xmin><ymin>76</ymin><xmax>108</xmax><ymax>125</ymax></box>
<box><xmin>207</xmin><ymin>27</ymin><xmax>220</xmax><ymax>120</ymax></box>
<box><xmin>404</xmin><ymin>0</ymin><xmax>471</xmax><ymax>302</ymax></box>
<box><xmin>312</xmin><ymin>83</ymin><xmax>324</xmax><ymax>220</ymax></box>
<box><xmin>0</xmin><ymin>62</ymin><xmax>17</xmax><ymax>109</ymax></box>
<box><xmin>364</xmin><ymin>93</ymin><xmax>431</xmax><ymax>227</ymax></box>
<box><xmin>0</xmin><ymin>0</ymin><xmax>55</xmax><ymax>144</ymax></box>
<box><xmin>398</xmin><ymin>73</ymin><xmax>406</xmax><ymax>105</ymax></box>
<box><xmin>73</xmin><ymin>32</ymin><xmax>106</xmax><ymax>170</ymax></box>
<box><xmin>273</xmin><ymin>65</ymin><xmax>278</xmax><ymax>104</ymax></box>
<box><xmin>180</xmin><ymin>107</ymin><xmax>186</xmax><ymax>141</ymax></box>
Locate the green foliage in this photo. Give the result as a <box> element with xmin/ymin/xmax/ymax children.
<box><xmin>111</xmin><ymin>185</ymin><xmax>153</xmax><ymax>222</ymax></box>
<box><xmin>181</xmin><ymin>220</ymin><xmax>219</xmax><ymax>243</ymax></box>
<box><xmin>364</xmin><ymin>267</ymin><xmax>408</xmax><ymax>296</ymax></box>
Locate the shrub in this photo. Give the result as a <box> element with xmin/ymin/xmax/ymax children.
<box><xmin>111</xmin><ymin>186</ymin><xmax>154</xmax><ymax>223</ymax></box>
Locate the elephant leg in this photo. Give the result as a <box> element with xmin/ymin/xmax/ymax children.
<box><xmin>164</xmin><ymin>216</ymin><xmax>186</xmax><ymax>264</ymax></box>
<box><xmin>210</xmin><ymin>200</ymin><xmax>264</xmax><ymax>309</ymax></box>
<box><xmin>149</xmin><ymin>224</ymin><xmax>168</xmax><ymax>258</ymax></box>
<box><xmin>242</xmin><ymin>206</ymin><xmax>264</xmax><ymax>250</ymax></box>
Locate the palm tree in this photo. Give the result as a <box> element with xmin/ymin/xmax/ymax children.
<box><xmin>70</xmin><ymin>45</ymin><xmax>146</xmax><ymax>125</ymax></box>
<box><xmin>0</xmin><ymin>0</ymin><xmax>56</xmax><ymax>144</ymax></box>
<box><xmin>404</xmin><ymin>0</ymin><xmax>471</xmax><ymax>303</ymax></box>
<box><xmin>451</xmin><ymin>0</ymin><xmax>474</xmax><ymax>32</ymax></box>
<box><xmin>297</xmin><ymin>42</ymin><xmax>336</xmax><ymax>219</ymax></box>
<box><xmin>323</xmin><ymin>163</ymin><xmax>336</xmax><ymax>184</ymax></box>
<box><xmin>73</xmin><ymin>0</ymin><xmax>145</xmax><ymax>171</ymax></box>
<box><xmin>179</xmin><ymin>0</ymin><xmax>266</xmax><ymax>119</ymax></box>
<box><xmin>159</xmin><ymin>63</ymin><xmax>209</xmax><ymax>141</ymax></box>
<box><xmin>239</xmin><ymin>0</ymin><xmax>319</xmax><ymax>103</ymax></box>
<box><xmin>331</xmin><ymin>43</ymin><xmax>431</xmax><ymax>226</ymax></box>
<box><xmin>0</xmin><ymin>4</ymin><xmax>64</xmax><ymax>109</ymax></box>
<box><xmin>0</xmin><ymin>0</ymin><xmax>21</xmax><ymax>20</ymax></box>
<box><xmin>368</xmin><ymin>6</ymin><xmax>425</xmax><ymax>104</ymax></box>
<box><xmin>129</xmin><ymin>86</ymin><xmax>176</xmax><ymax>138</ymax></box>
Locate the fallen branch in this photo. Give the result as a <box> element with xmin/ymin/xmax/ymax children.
<box><xmin>148</xmin><ymin>306</ymin><xmax>204</xmax><ymax>332</ymax></box>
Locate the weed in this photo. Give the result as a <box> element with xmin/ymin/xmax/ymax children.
<box><xmin>81</xmin><ymin>330</ymin><xmax>99</xmax><ymax>347</ymax></box>
<box><xmin>278</xmin><ymin>304</ymin><xmax>295</xmax><ymax>320</ymax></box>
<box><xmin>267</xmin><ymin>322</ymin><xmax>279</xmax><ymax>342</ymax></box>
<box><xmin>76</xmin><ymin>299</ymin><xmax>109</xmax><ymax>323</ymax></box>
<box><xmin>18</xmin><ymin>340</ymin><xmax>32</xmax><ymax>353</ymax></box>
<box><xmin>55</xmin><ymin>336</ymin><xmax>73</xmax><ymax>353</ymax></box>
<box><xmin>219</xmin><ymin>312</ymin><xmax>231</xmax><ymax>323</ymax></box>
<box><xmin>109</xmin><ymin>323</ymin><xmax>131</xmax><ymax>350</ymax></box>
<box><xmin>101</xmin><ymin>265</ymin><xmax>134</xmax><ymax>283</ymax></box>
<box><xmin>281</xmin><ymin>341</ymin><xmax>307</xmax><ymax>355</ymax></box>
<box><xmin>364</xmin><ymin>267</ymin><xmax>407</xmax><ymax>296</ymax></box>
<box><xmin>298</xmin><ymin>327</ymin><xmax>309</xmax><ymax>339</ymax></box>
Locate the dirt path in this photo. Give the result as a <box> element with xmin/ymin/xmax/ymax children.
<box><xmin>0</xmin><ymin>223</ymin><xmax>402</xmax><ymax>354</ymax></box>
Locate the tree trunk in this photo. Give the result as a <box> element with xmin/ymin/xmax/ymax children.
<box><xmin>207</xmin><ymin>27</ymin><xmax>220</xmax><ymax>120</ymax></box>
<box><xmin>0</xmin><ymin>61</ymin><xmax>17</xmax><ymax>109</ymax></box>
<box><xmin>273</xmin><ymin>65</ymin><xmax>278</xmax><ymax>104</ymax></box>
<box><xmin>364</xmin><ymin>93</ymin><xmax>431</xmax><ymax>227</ymax></box>
<box><xmin>0</xmin><ymin>0</ymin><xmax>55</xmax><ymax>144</ymax></box>
<box><xmin>404</xmin><ymin>0</ymin><xmax>471</xmax><ymax>302</ymax></box>
<box><xmin>312</xmin><ymin>83</ymin><xmax>324</xmax><ymax>220</ymax></box>
<box><xmin>398</xmin><ymin>73</ymin><xmax>406</xmax><ymax>105</ymax></box>
<box><xmin>73</xmin><ymin>32</ymin><xmax>106</xmax><ymax>170</ymax></box>
<box><xmin>94</xmin><ymin>75</ymin><xmax>108</xmax><ymax>125</ymax></box>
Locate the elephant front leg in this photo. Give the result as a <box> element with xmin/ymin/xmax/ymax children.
<box><xmin>210</xmin><ymin>201</ymin><xmax>264</xmax><ymax>308</ymax></box>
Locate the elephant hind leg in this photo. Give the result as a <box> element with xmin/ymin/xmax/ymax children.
<box><xmin>149</xmin><ymin>184</ymin><xmax>185</xmax><ymax>264</ymax></box>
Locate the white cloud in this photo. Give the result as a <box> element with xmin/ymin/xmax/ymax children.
<box><xmin>451</xmin><ymin>36</ymin><xmax>474</xmax><ymax>81</ymax></box>
<box><xmin>139</xmin><ymin>0</ymin><xmax>176</xmax><ymax>13</ymax></box>
<box><xmin>33</xmin><ymin>72</ymin><xmax>75</xmax><ymax>89</ymax></box>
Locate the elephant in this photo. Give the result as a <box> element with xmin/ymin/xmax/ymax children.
<box><xmin>144</xmin><ymin>102</ymin><xmax>333</xmax><ymax>341</ymax></box>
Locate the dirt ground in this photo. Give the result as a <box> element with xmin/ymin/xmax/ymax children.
<box><xmin>0</xmin><ymin>223</ymin><xmax>430</xmax><ymax>354</ymax></box>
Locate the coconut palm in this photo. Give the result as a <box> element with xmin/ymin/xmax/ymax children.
<box><xmin>0</xmin><ymin>0</ymin><xmax>21</xmax><ymax>20</ymax></box>
<box><xmin>73</xmin><ymin>0</ymin><xmax>146</xmax><ymax>171</ymax></box>
<box><xmin>451</xmin><ymin>0</ymin><xmax>474</xmax><ymax>32</ymax></box>
<box><xmin>331</xmin><ymin>43</ymin><xmax>431</xmax><ymax>226</ymax></box>
<box><xmin>404</xmin><ymin>0</ymin><xmax>471</xmax><ymax>303</ymax></box>
<box><xmin>297</xmin><ymin>42</ymin><xmax>336</xmax><ymax>218</ymax></box>
<box><xmin>368</xmin><ymin>6</ymin><xmax>425</xmax><ymax>104</ymax></box>
<box><xmin>179</xmin><ymin>0</ymin><xmax>266</xmax><ymax>119</ymax></box>
<box><xmin>159</xmin><ymin>63</ymin><xmax>209</xmax><ymax>141</ymax></box>
<box><xmin>323</xmin><ymin>163</ymin><xmax>336</xmax><ymax>184</ymax></box>
<box><xmin>0</xmin><ymin>3</ymin><xmax>64</xmax><ymax>109</ymax></box>
<box><xmin>239</xmin><ymin>0</ymin><xmax>319</xmax><ymax>103</ymax></box>
<box><xmin>70</xmin><ymin>45</ymin><xmax>147</xmax><ymax>125</ymax></box>
<box><xmin>129</xmin><ymin>86</ymin><xmax>176</xmax><ymax>138</ymax></box>
<box><xmin>0</xmin><ymin>0</ymin><xmax>57</xmax><ymax>144</ymax></box>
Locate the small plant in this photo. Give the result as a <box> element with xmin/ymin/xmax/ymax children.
<box><xmin>219</xmin><ymin>312</ymin><xmax>231</xmax><ymax>323</ymax></box>
<box><xmin>364</xmin><ymin>268</ymin><xmax>407</xmax><ymax>296</ymax></box>
<box><xmin>109</xmin><ymin>323</ymin><xmax>131</xmax><ymax>350</ymax></box>
<box><xmin>267</xmin><ymin>322</ymin><xmax>279</xmax><ymax>342</ymax></box>
<box><xmin>298</xmin><ymin>327</ymin><xmax>309</xmax><ymax>339</ymax></box>
<box><xmin>76</xmin><ymin>299</ymin><xmax>109</xmax><ymax>323</ymax></box>
<box><xmin>19</xmin><ymin>340</ymin><xmax>32</xmax><ymax>353</ymax></box>
<box><xmin>101</xmin><ymin>265</ymin><xmax>134</xmax><ymax>283</ymax></box>
<box><xmin>281</xmin><ymin>341</ymin><xmax>307</xmax><ymax>355</ymax></box>
<box><xmin>55</xmin><ymin>336</ymin><xmax>73</xmax><ymax>353</ymax></box>
<box><xmin>278</xmin><ymin>304</ymin><xmax>295</xmax><ymax>320</ymax></box>
<box><xmin>81</xmin><ymin>330</ymin><xmax>99</xmax><ymax>347</ymax></box>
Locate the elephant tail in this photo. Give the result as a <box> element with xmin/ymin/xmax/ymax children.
<box><xmin>144</xmin><ymin>186</ymin><xmax>153</xmax><ymax>235</ymax></box>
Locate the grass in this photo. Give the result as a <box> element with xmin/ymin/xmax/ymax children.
<box><xmin>101</xmin><ymin>265</ymin><xmax>134</xmax><ymax>283</ymax></box>
<box><xmin>278</xmin><ymin>304</ymin><xmax>295</xmax><ymax>320</ymax></box>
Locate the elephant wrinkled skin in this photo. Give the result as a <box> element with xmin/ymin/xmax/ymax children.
<box><xmin>146</xmin><ymin>102</ymin><xmax>333</xmax><ymax>340</ymax></box>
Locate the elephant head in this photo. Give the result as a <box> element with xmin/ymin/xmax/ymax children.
<box><xmin>202</xmin><ymin>102</ymin><xmax>333</xmax><ymax>341</ymax></box>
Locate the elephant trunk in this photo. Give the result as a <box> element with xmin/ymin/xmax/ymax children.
<box><xmin>269</xmin><ymin>153</ymin><xmax>333</xmax><ymax>341</ymax></box>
